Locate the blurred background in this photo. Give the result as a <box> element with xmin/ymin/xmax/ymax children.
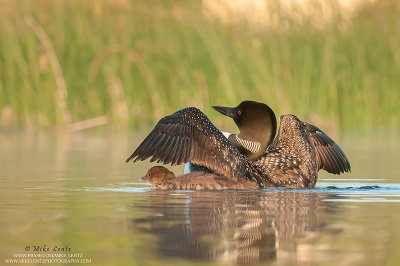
<box><xmin>0</xmin><ymin>0</ymin><xmax>399</xmax><ymax>135</ymax></box>
<box><xmin>1</xmin><ymin>2</ymin><xmax>400</xmax><ymax>265</ymax></box>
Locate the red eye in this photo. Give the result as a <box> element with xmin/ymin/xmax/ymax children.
<box><xmin>238</xmin><ymin>110</ymin><xmax>241</xmax><ymax>116</ymax></box>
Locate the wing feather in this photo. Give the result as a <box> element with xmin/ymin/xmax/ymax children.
<box><xmin>174</xmin><ymin>137</ymin><xmax>185</xmax><ymax>166</ymax></box>
<box><xmin>126</xmin><ymin>107</ymin><xmax>251</xmax><ymax>179</ymax></box>
<box><xmin>164</xmin><ymin>136</ymin><xmax>179</xmax><ymax>165</ymax></box>
<box><xmin>303</xmin><ymin>122</ymin><xmax>351</xmax><ymax>174</ymax></box>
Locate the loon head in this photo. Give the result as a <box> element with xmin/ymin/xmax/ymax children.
<box><xmin>212</xmin><ymin>100</ymin><xmax>277</xmax><ymax>160</ymax></box>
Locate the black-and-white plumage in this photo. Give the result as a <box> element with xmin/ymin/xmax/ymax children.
<box><xmin>235</xmin><ymin>136</ymin><xmax>261</xmax><ymax>154</ymax></box>
<box><xmin>254</xmin><ymin>114</ymin><xmax>351</xmax><ymax>188</ymax></box>
<box><xmin>212</xmin><ymin>101</ymin><xmax>277</xmax><ymax>160</ymax></box>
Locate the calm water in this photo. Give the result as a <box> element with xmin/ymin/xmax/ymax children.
<box><xmin>1</xmin><ymin>134</ymin><xmax>400</xmax><ymax>265</ymax></box>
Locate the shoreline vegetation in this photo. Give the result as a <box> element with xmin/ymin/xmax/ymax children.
<box><xmin>0</xmin><ymin>0</ymin><xmax>399</xmax><ymax>134</ymax></box>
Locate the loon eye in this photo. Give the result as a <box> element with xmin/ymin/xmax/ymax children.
<box><xmin>238</xmin><ymin>110</ymin><xmax>241</xmax><ymax>116</ymax></box>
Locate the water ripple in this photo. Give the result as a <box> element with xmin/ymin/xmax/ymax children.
<box><xmin>79</xmin><ymin>179</ymin><xmax>400</xmax><ymax>203</ymax></box>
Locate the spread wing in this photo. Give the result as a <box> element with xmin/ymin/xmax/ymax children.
<box><xmin>126</xmin><ymin>107</ymin><xmax>250</xmax><ymax>180</ymax></box>
<box><xmin>303</xmin><ymin>122</ymin><xmax>351</xmax><ymax>174</ymax></box>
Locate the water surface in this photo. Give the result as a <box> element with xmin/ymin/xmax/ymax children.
<box><xmin>1</xmin><ymin>134</ymin><xmax>399</xmax><ymax>265</ymax></box>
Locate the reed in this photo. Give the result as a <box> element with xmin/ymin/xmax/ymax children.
<box><xmin>0</xmin><ymin>0</ymin><xmax>399</xmax><ymax>133</ymax></box>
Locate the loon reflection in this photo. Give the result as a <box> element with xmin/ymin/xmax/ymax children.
<box><xmin>132</xmin><ymin>191</ymin><xmax>342</xmax><ymax>264</ymax></box>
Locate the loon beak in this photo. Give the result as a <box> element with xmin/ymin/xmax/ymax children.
<box><xmin>212</xmin><ymin>105</ymin><xmax>237</xmax><ymax>119</ymax></box>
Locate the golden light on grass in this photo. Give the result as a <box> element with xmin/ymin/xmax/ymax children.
<box><xmin>202</xmin><ymin>0</ymin><xmax>377</xmax><ymax>31</ymax></box>
<box><xmin>0</xmin><ymin>0</ymin><xmax>398</xmax><ymax>132</ymax></box>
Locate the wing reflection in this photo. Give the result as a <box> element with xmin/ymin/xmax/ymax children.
<box><xmin>132</xmin><ymin>191</ymin><xmax>342</xmax><ymax>264</ymax></box>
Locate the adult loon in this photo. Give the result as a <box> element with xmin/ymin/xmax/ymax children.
<box><xmin>126</xmin><ymin>101</ymin><xmax>351</xmax><ymax>188</ymax></box>
<box><xmin>184</xmin><ymin>101</ymin><xmax>276</xmax><ymax>173</ymax></box>
<box><xmin>214</xmin><ymin>103</ymin><xmax>351</xmax><ymax>188</ymax></box>
<box><xmin>141</xmin><ymin>166</ymin><xmax>259</xmax><ymax>190</ymax></box>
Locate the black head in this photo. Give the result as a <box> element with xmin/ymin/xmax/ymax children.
<box><xmin>212</xmin><ymin>101</ymin><xmax>274</xmax><ymax>128</ymax></box>
<box><xmin>212</xmin><ymin>101</ymin><xmax>277</xmax><ymax>154</ymax></box>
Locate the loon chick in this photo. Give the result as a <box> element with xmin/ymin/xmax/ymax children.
<box><xmin>141</xmin><ymin>166</ymin><xmax>259</xmax><ymax>190</ymax></box>
<box><xmin>126</xmin><ymin>107</ymin><xmax>271</xmax><ymax>188</ymax></box>
<box><xmin>212</xmin><ymin>101</ymin><xmax>277</xmax><ymax>160</ymax></box>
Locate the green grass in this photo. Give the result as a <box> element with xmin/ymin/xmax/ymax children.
<box><xmin>0</xmin><ymin>0</ymin><xmax>399</xmax><ymax>132</ymax></box>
